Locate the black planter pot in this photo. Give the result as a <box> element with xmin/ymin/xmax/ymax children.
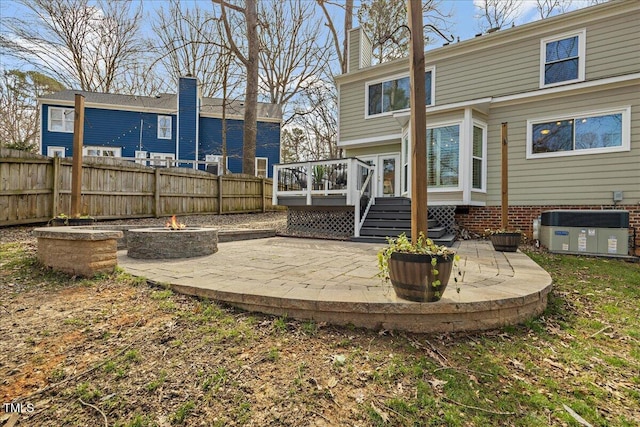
<box><xmin>388</xmin><ymin>252</ymin><xmax>453</xmax><ymax>302</ymax></box>
<box><xmin>49</xmin><ymin>217</ymin><xmax>96</xmax><ymax>227</ymax></box>
<box><xmin>490</xmin><ymin>232</ymin><xmax>521</xmax><ymax>252</ymax></box>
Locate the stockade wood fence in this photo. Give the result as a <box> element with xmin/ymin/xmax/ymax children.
<box><xmin>0</xmin><ymin>148</ymin><xmax>278</xmax><ymax>226</ymax></box>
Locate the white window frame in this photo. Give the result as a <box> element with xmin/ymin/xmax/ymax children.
<box><xmin>401</xmin><ymin>131</ymin><xmax>410</xmax><ymax>196</ymax></box>
<box><xmin>157</xmin><ymin>115</ymin><xmax>172</xmax><ymax>140</ymax></box>
<box><xmin>150</xmin><ymin>152</ymin><xmax>175</xmax><ymax>167</ymax></box>
<box><xmin>83</xmin><ymin>146</ymin><xmax>121</xmax><ymax>157</ymax></box>
<box><xmin>365</xmin><ymin>67</ymin><xmax>435</xmax><ymax>119</ymax></box>
<box><xmin>134</xmin><ymin>150</ymin><xmax>148</xmax><ymax>165</ymax></box>
<box><xmin>47</xmin><ymin>146</ymin><xmax>66</xmax><ymax>158</ymax></box>
<box><xmin>471</xmin><ymin>121</ymin><xmax>487</xmax><ymax>192</ymax></box>
<box><xmin>48</xmin><ymin>107</ymin><xmax>74</xmax><ymax>133</ymax></box>
<box><xmin>426</xmin><ymin>120</ymin><xmax>463</xmax><ymax>191</ymax></box>
<box><xmin>255</xmin><ymin>157</ymin><xmax>268</xmax><ymax>177</ymax></box>
<box><xmin>205</xmin><ymin>154</ymin><xmax>228</xmax><ymax>175</ymax></box>
<box><xmin>526</xmin><ymin>106</ymin><xmax>631</xmax><ymax>159</ymax></box>
<box><xmin>540</xmin><ymin>29</ymin><xmax>586</xmax><ymax>89</ymax></box>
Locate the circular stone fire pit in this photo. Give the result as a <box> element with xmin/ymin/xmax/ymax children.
<box><xmin>127</xmin><ymin>228</ymin><xmax>218</xmax><ymax>259</ymax></box>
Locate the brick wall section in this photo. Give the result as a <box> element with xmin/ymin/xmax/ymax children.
<box><xmin>456</xmin><ymin>205</ymin><xmax>640</xmax><ymax>255</ymax></box>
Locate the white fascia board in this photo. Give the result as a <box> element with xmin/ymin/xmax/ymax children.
<box><xmin>338</xmin><ymin>133</ymin><xmax>403</xmax><ymax>148</ymax></box>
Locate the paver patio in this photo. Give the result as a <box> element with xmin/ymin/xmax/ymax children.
<box><xmin>118</xmin><ymin>237</ymin><xmax>552</xmax><ymax>333</ymax></box>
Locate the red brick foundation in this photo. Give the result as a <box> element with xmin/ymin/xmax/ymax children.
<box><xmin>455</xmin><ymin>205</ymin><xmax>640</xmax><ymax>256</ymax></box>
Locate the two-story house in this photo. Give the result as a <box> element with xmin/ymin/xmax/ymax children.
<box><xmin>38</xmin><ymin>76</ymin><xmax>282</xmax><ymax>177</ymax></box>
<box><xmin>273</xmin><ymin>0</ymin><xmax>639</xmax><ymax>247</ymax></box>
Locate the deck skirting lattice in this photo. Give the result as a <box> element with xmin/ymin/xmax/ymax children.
<box><xmin>287</xmin><ymin>207</ymin><xmax>354</xmax><ymax>239</ymax></box>
<box><xmin>430</xmin><ymin>205</ymin><xmax>457</xmax><ymax>236</ymax></box>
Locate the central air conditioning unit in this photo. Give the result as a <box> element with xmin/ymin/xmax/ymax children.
<box><xmin>539</xmin><ymin>210</ymin><xmax>629</xmax><ymax>256</ymax></box>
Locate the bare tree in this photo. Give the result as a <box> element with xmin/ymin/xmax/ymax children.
<box><xmin>316</xmin><ymin>0</ymin><xmax>354</xmax><ymax>74</ymax></box>
<box><xmin>288</xmin><ymin>77</ymin><xmax>339</xmax><ymax>161</ymax></box>
<box><xmin>1</xmin><ymin>0</ymin><xmax>148</xmax><ymax>93</ymax></box>
<box><xmin>535</xmin><ymin>0</ymin><xmax>574</xmax><ymax>19</ymax></box>
<box><xmin>214</xmin><ymin>0</ymin><xmax>259</xmax><ymax>176</ymax></box>
<box><xmin>0</xmin><ymin>70</ymin><xmax>65</xmax><ymax>151</ymax></box>
<box><xmin>257</xmin><ymin>0</ymin><xmax>333</xmax><ymax>124</ymax></box>
<box><xmin>153</xmin><ymin>0</ymin><xmax>237</xmax><ymax>98</ymax></box>
<box><xmin>474</xmin><ymin>0</ymin><xmax>522</xmax><ymax>33</ymax></box>
<box><xmin>357</xmin><ymin>0</ymin><xmax>452</xmax><ymax>64</ymax></box>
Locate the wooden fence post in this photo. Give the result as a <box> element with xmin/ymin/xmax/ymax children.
<box><xmin>218</xmin><ymin>174</ymin><xmax>223</xmax><ymax>214</ymax></box>
<box><xmin>261</xmin><ymin>177</ymin><xmax>266</xmax><ymax>213</ymax></box>
<box><xmin>154</xmin><ymin>168</ymin><xmax>161</xmax><ymax>218</ymax></box>
<box><xmin>70</xmin><ymin>94</ymin><xmax>85</xmax><ymax>217</ymax></box>
<box><xmin>51</xmin><ymin>155</ymin><xmax>60</xmax><ymax>217</ymax></box>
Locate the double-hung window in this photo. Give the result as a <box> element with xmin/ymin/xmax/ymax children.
<box><xmin>472</xmin><ymin>124</ymin><xmax>486</xmax><ymax>190</ymax></box>
<box><xmin>527</xmin><ymin>107</ymin><xmax>630</xmax><ymax>158</ymax></box>
<box><xmin>157</xmin><ymin>115</ymin><xmax>172</xmax><ymax>139</ymax></box>
<box><xmin>540</xmin><ymin>30</ymin><xmax>585</xmax><ymax>87</ymax></box>
<box><xmin>48</xmin><ymin>107</ymin><xmax>74</xmax><ymax>133</ymax></box>
<box><xmin>366</xmin><ymin>69</ymin><xmax>434</xmax><ymax>117</ymax></box>
<box><xmin>426</xmin><ymin>124</ymin><xmax>459</xmax><ymax>188</ymax></box>
<box><xmin>255</xmin><ymin>157</ymin><xmax>268</xmax><ymax>177</ymax></box>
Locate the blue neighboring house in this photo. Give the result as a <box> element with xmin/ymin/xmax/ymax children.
<box><xmin>38</xmin><ymin>76</ymin><xmax>282</xmax><ymax>177</ymax></box>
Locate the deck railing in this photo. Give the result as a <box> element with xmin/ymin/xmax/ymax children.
<box><xmin>272</xmin><ymin>158</ymin><xmax>375</xmax><ymax>237</ymax></box>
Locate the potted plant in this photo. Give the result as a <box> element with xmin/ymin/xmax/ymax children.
<box><xmin>377</xmin><ymin>233</ymin><xmax>461</xmax><ymax>302</ymax></box>
<box><xmin>485</xmin><ymin>228</ymin><xmax>522</xmax><ymax>252</ymax></box>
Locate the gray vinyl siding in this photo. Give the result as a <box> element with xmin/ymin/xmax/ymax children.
<box><xmin>347</xmin><ymin>30</ymin><xmax>361</xmax><ymax>73</ymax></box>
<box><xmin>339</xmin><ymin>68</ymin><xmax>407</xmax><ymax>142</ymax></box>
<box><xmin>434</xmin><ymin>9</ymin><xmax>640</xmax><ymax>105</ymax></box>
<box><xmin>339</xmin><ymin>2</ymin><xmax>639</xmax><ymax>144</ymax></box>
<box><xmin>485</xmin><ymin>86</ymin><xmax>640</xmax><ymax>206</ymax></box>
<box><xmin>584</xmin><ymin>12</ymin><xmax>640</xmax><ymax>80</ymax></box>
<box><xmin>346</xmin><ymin>144</ymin><xmax>400</xmax><ymax>158</ymax></box>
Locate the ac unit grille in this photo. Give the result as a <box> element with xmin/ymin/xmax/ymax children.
<box><xmin>541</xmin><ymin>210</ymin><xmax>629</xmax><ymax>228</ymax></box>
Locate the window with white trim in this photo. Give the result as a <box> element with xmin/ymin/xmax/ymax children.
<box><xmin>366</xmin><ymin>69</ymin><xmax>433</xmax><ymax>117</ymax></box>
<box><xmin>527</xmin><ymin>107</ymin><xmax>630</xmax><ymax>158</ymax></box>
<box><xmin>47</xmin><ymin>146</ymin><xmax>66</xmax><ymax>158</ymax></box>
<box><xmin>472</xmin><ymin>124</ymin><xmax>486</xmax><ymax>190</ymax></box>
<box><xmin>255</xmin><ymin>157</ymin><xmax>268</xmax><ymax>177</ymax></box>
<box><xmin>401</xmin><ymin>133</ymin><xmax>409</xmax><ymax>194</ymax></box>
<box><xmin>427</xmin><ymin>124</ymin><xmax>459</xmax><ymax>188</ymax></box>
<box><xmin>48</xmin><ymin>107</ymin><xmax>74</xmax><ymax>133</ymax></box>
<box><xmin>157</xmin><ymin>115</ymin><xmax>172</xmax><ymax>139</ymax></box>
<box><xmin>134</xmin><ymin>150</ymin><xmax>148</xmax><ymax>165</ymax></box>
<box><xmin>83</xmin><ymin>146</ymin><xmax>121</xmax><ymax>157</ymax></box>
<box><xmin>205</xmin><ymin>154</ymin><xmax>228</xmax><ymax>175</ymax></box>
<box><xmin>540</xmin><ymin>30</ymin><xmax>585</xmax><ymax>87</ymax></box>
<box><xmin>150</xmin><ymin>152</ymin><xmax>175</xmax><ymax>167</ymax></box>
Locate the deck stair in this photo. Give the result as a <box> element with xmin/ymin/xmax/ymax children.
<box><xmin>352</xmin><ymin>197</ymin><xmax>456</xmax><ymax>246</ymax></box>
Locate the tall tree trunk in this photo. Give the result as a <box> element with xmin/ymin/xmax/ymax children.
<box><xmin>243</xmin><ymin>0</ymin><xmax>258</xmax><ymax>176</ymax></box>
<box><xmin>343</xmin><ymin>0</ymin><xmax>353</xmax><ymax>74</ymax></box>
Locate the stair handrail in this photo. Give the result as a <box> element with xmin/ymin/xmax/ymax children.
<box><xmin>353</xmin><ymin>159</ymin><xmax>375</xmax><ymax>238</ymax></box>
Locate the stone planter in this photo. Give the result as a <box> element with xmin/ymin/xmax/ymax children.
<box><xmin>490</xmin><ymin>232</ymin><xmax>521</xmax><ymax>252</ymax></box>
<box><xmin>388</xmin><ymin>252</ymin><xmax>453</xmax><ymax>302</ymax></box>
<box><xmin>33</xmin><ymin>227</ymin><xmax>122</xmax><ymax>277</ymax></box>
